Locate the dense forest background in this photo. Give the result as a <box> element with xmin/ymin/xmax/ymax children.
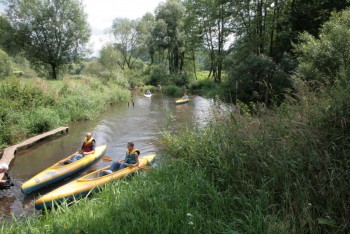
<box><xmin>1</xmin><ymin>0</ymin><xmax>350</xmax><ymax>105</ymax></box>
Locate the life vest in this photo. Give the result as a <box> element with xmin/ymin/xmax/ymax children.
<box><xmin>125</xmin><ymin>148</ymin><xmax>140</xmax><ymax>164</ymax></box>
<box><xmin>82</xmin><ymin>137</ymin><xmax>95</xmax><ymax>152</ymax></box>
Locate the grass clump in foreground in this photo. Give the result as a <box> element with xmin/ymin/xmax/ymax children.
<box><xmin>2</xmin><ymin>81</ymin><xmax>350</xmax><ymax>233</ymax></box>
<box><xmin>0</xmin><ymin>76</ymin><xmax>130</xmax><ymax>147</ymax></box>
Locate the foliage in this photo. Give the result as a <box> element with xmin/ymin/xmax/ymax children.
<box><xmin>295</xmin><ymin>8</ymin><xmax>350</xmax><ymax>86</ymax></box>
<box><xmin>139</xmin><ymin>85</ymin><xmax>156</xmax><ymax>93</ymax></box>
<box><xmin>184</xmin><ymin>0</ymin><xmax>233</xmax><ymax>83</ymax></box>
<box><xmin>162</xmin><ymin>85</ymin><xmax>183</xmax><ymax>96</ymax></box>
<box><xmin>226</xmin><ymin>53</ymin><xmax>292</xmax><ymax>105</ymax></box>
<box><xmin>2</xmin><ymin>80</ymin><xmax>350</xmax><ymax>233</ymax></box>
<box><xmin>0</xmin><ymin>76</ymin><xmax>129</xmax><ymax>147</ymax></box>
<box><xmin>4</xmin><ymin>0</ymin><xmax>90</xmax><ymax>79</ymax></box>
<box><xmin>148</xmin><ymin>64</ymin><xmax>169</xmax><ymax>85</ymax></box>
<box><xmin>0</xmin><ymin>15</ymin><xmax>18</xmax><ymax>55</ymax></box>
<box><xmin>152</xmin><ymin>0</ymin><xmax>186</xmax><ymax>74</ymax></box>
<box><xmin>0</xmin><ymin>49</ymin><xmax>12</xmax><ymax>78</ymax></box>
<box><xmin>111</xmin><ymin>18</ymin><xmax>142</xmax><ymax>70</ymax></box>
<box><xmin>170</xmin><ymin>72</ymin><xmax>190</xmax><ymax>87</ymax></box>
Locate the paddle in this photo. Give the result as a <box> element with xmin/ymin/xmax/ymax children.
<box><xmin>101</xmin><ymin>156</ymin><xmax>151</xmax><ymax>171</ymax></box>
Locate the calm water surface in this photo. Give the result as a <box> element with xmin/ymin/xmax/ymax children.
<box><xmin>0</xmin><ymin>93</ymin><xmax>233</xmax><ymax>221</ymax></box>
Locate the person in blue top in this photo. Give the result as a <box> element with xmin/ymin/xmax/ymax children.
<box><xmin>182</xmin><ymin>94</ymin><xmax>188</xmax><ymax>99</ymax></box>
<box><xmin>145</xmin><ymin>90</ymin><xmax>151</xmax><ymax>95</ymax></box>
<box><xmin>101</xmin><ymin>142</ymin><xmax>140</xmax><ymax>176</ymax></box>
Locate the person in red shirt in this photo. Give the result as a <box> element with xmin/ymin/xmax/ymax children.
<box><xmin>64</xmin><ymin>132</ymin><xmax>96</xmax><ymax>164</ymax></box>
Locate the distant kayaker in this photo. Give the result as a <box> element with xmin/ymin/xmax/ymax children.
<box><xmin>101</xmin><ymin>142</ymin><xmax>140</xmax><ymax>175</ymax></box>
<box><xmin>145</xmin><ymin>90</ymin><xmax>151</xmax><ymax>94</ymax></box>
<box><xmin>0</xmin><ymin>163</ymin><xmax>9</xmax><ymax>185</ymax></box>
<box><xmin>64</xmin><ymin>132</ymin><xmax>96</xmax><ymax>164</ymax></box>
<box><xmin>182</xmin><ymin>94</ymin><xmax>188</xmax><ymax>99</ymax></box>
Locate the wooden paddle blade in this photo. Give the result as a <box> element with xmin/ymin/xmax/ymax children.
<box><xmin>102</xmin><ymin>156</ymin><xmax>113</xmax><ymax>162</ymax></box>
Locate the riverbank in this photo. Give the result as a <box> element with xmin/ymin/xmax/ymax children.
<box><xmin>1</xmin><ymin>81</ymin><xmax>349</xmax><ymax>233</ymax></box>
<box><xmin>0</xmin><ymin>76</ymin><xmax>130</xmax><ymax>148</ymax></box>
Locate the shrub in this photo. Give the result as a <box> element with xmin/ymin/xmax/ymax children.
<box><xmin>24</xmin><ymin>107</ymin><xmax>60</xmax><ymax>134</ymax></box>
<box><xmin>295</xmin><ymin>9</ymin><xmax>350</xmax><ymax>86</ymax></box>
<box><xmin>149</xmin><ymin>64</ymin><xmax>169</xmax><ymax>85</ymax></box>
<box><xmin>163</xmin><ymin>85</ymin><xmax>183</xmax><ymax>96</ymax></box>
<box><xmin>0</xmin><ymin>49</ymin><xmax>12</xmax><ymax>78</ymax></box>
<box><xmin>226</xmin><ymin>53</ymin><xmax>291</xmax><ymax>105</ymax></box>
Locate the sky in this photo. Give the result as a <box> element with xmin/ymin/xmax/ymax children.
<box><xmin>83</xmin><ymin>0</ymin><xmax>165</xmax><ymax>56</ymax></box>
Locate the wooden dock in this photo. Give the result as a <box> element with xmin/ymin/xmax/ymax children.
<box><xmin>0</xmin><ymin>127</ymin><xmax>69</xmax><ymax>179</ymax></box>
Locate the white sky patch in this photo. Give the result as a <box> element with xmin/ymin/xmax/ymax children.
<box><xmin>83</xmin><ymin>0</ymin><xmax>165</xmax><ymax>57</ymax></box>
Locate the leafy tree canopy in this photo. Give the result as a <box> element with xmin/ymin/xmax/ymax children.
<box><xmin>3</xmin><ymin>0</ymin><xmax>90</xmax><ymax>79</ymax></box>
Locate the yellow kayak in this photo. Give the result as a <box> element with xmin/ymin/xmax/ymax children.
<box><xmin>21</xmin><ymin>145</ymin><xmax>107</xmax><ymax>195</ymax></box>
<box><xmin>34</xmin><ymin>154</ymin><xmax>156</xmax><ymax>209</ymax></box>
<box><xmin>175</xmin><ymin>98</ymin><xmax>190</xmax><ymax>104</ymax></box>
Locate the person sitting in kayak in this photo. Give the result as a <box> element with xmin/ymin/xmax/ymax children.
<box><xmin>182</xmin><ymin>94</ymin><xmax>188</xmax><ymax>99</ymax></box>
<box><xmin>145</xmin><ymin>90</ymin><xmax>151</xmax><ymax>95</ymax></box>
<box><xmin>101</xmin><ymin>142</ymin><xmax>140</xmax><ymax>176</ymax></box>
<box><xmin>64</xmin><ymin>132</ymin><xmax>95</xmax><ymax>164</ymax></box>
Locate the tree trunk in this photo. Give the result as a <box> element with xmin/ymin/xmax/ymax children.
<box><xmin>192</xmin><ymin>50</ymin><xmax>197</xmax><ymax>80</ymax></box>
<box><xmin>51</xmin><ymin>64</ymin><xmax>57</xmax><ymax>79</ymax></box>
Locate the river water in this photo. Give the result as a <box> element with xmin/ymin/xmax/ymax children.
<box><xmin>0</xmin><ymin>93</ymin><xmax>233</xmax><ymax>221</ymax></box>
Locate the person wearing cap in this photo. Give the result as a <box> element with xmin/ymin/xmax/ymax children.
<box><xmin>64</xmin><ymin>132</ymin><xmax>96</xmax><ymax>164</ymax></box>
<box><xmin>0</xmin><ymin>163</ymin><xmax>9</xmax><ymax>185</ymax></box>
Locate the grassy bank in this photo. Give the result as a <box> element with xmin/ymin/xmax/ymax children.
<box><xmin>0</xmin><ymin>76</ymin><xmax>130</xmax><ymax>148</ymax></box>
<box><xmin>2</xmin><ymin>81</ymin><xmax>349</xmax><ymax>233</ymax></box>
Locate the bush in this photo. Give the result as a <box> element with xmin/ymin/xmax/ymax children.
<box><xmin>163</xmin><ymin>85</ymin><xmax>183</xmax><ymax>96</ymax></box>
<box><xmin>295</xmin><ymin>9</ymin><xmax>350</xmax><ymax>86</ymax></box>
<box><xmin>0</xmin><ymin>49</ymin><xmax>12</xmax><ymax>78</ymax></box>
<box><xmin>170</xmin><ymin>72</ymin><xmax>190</xmax><ymax>87</ymax></box>
<box><xmin>149</xmin><ymin>64</ymin><xmax>169</xmax><ymax>85</ymax></box>
<box><xmin>0</xmin><ymin>76</ymin><xmax>130</xmax><ymax>147</ymax></box>
<box><xmin>24</xmin><ymin>107</ymin><xmax>60</xmax><ymax>134</ymax></box>
<box><xmin>226</xmin><ymin>53</ymin><xmax>291</xmax><ymax>105</ymax></box>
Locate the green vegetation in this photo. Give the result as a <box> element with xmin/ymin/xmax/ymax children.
<box><xmin>3</xmin><ymin>0</ymin><xmax>90</xmax><ymax>79</ymax></box>
<box><xmin>0</xmin><ymin>2</ymin><xmax>349</xmax><ymax>233</ymax></box>
<box><xmin>0</xmin><ymin>76</ymin><xmax>130</xmax><ymax>147</ymax></box>
<box><xmin>2</xmin><ymin>79</ymin><xmax>349</xmax><ymax>233</ymax></box>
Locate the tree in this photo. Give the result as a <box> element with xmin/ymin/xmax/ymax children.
<box><xmin>111</xmin><ymin>18</ymin><xmax>140</xmax><ymax>70</ymax></box>
<box><xmin>99</xmin><ymin>43</ymin><xmax>121</xmax><ymax>74</ymax></box>
<box><xmin>153</xmin><ymin>0</ymin><xmax>186</xmax><ymax>74</ymax></box>
<box><xmin>295</xmin><ymin>8</ymin><xmax>350</xmax><ymax>86</ymax></box>
<box><xmin>4</xmin><ymin>0</ymin><xmax>90</xmax><ymax>79</ymax></box>
<box><xmin>184</xmin><ymin>0</ymin><xmax>233</xmax><ymax>83</ymax></box>
<box><xmin>0</xmin><ymin>15</ymin><xmax>19</xmax><ymax>55</ymax></box>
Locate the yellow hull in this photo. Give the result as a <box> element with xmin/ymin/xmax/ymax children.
<box><xmin>175</xmin><ymin>98</ymin><xmax>190</xmax><ymax>104</ymax></box>
<box><xmin>21</xmin><ymin>145</ymin><xmax>107</xmax><ymax>194</ymax></box>
<box><xmin>35</xmin><ymin>154</ymin><xmax>156</xmax><ymax>209</ymax></box>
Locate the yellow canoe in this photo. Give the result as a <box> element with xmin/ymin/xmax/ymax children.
<box><xmin>21</xmin><ymin>145</ymin><xmax>107</xmax><ymax>195</ymax></box>
<box><xmin>175</xmin><ymin>98</ymin><xmax>190</xmax><ymax>104</ymax></box>
<box><xmin>34</xmin><ymin>154</ymin><xmax>156</xmax><ymax>209</ymax></box>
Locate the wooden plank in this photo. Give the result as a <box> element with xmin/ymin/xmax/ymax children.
<box><xmin>0</xmin><ymin>127</ymin><xmax>69</xmax><ymax>179</ymax></box>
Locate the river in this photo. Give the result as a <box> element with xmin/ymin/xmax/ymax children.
<box><xmin>0</xmin><ymin>93</ymin><xmax>233</xmax><ymax>221</ymax></box>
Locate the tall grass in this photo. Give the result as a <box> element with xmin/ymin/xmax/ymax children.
<box><xmin>0</xmin><ymin>76</ymin><xmax>130</xmax><ymax>147</ymax></box>
<box><xmin>1</xmin><ymin>80</ymin><xmax>349</xmax><ymax>233</ymax></box>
